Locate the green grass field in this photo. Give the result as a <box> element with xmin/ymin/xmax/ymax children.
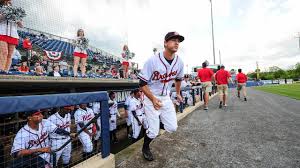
<box><xmin>255</xmin><ymin>83</ymin><xmax>300</xmax><ymax>100</ymax></box>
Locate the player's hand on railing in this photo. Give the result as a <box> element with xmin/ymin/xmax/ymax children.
<box><xmin>70</xmin><ymin>133</ymin><xmax>76</xmax><ymax>139</ymax></box>
<box><xmin>152</xmin><ymin>97</ymin><xmax>162</xmax><ymax>110</ymax></box>
<box><xmin>39</xmin><ymin>147</ymin><xmax>51</xmax><ymax>153</ymax></box>
<box><xmin>176</xmin><ymin>94</ymin><xmax>183</xmax><ymax>103</ymax></box>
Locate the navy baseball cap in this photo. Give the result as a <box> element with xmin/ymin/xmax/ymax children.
<box><xmin>165</xmin><ymin>32</ymin><xmax>184</xmax><ymax>42</ymax></box>
<box><xmin>25</xmin><ymin>110</ymin><xmax>42</xmax><ymax>117</ymax></box>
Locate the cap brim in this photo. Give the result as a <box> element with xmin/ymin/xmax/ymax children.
<box><xmin>166</xmin><ymin>35</ymin><xmax>185</xmax><ymax>42</ymax></box>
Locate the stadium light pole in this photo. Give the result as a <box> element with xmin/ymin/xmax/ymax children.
<box><xmin>209</xmin><ymin>0</ymin><xmax>216</xmax><ymax>65</ymax></box>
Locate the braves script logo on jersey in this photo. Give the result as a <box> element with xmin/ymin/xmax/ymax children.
<box><xmin>57</xmin><ymin>121</ymin><xmax>70</xmax><ymax>129</ymax></box>
<box><xmin>28</xmin><ymin>132</ymin><xmax>48</xmax><ymax>147</ymax></box>
<box><xmin>82</xmin><ymin>114</ymin><xmax>93</xmax><ymax>121</ymax></box>
<box><xmin>152</xmin><ymin>71</ymin><xmax>177</xmax><ymax>83</ymax></box>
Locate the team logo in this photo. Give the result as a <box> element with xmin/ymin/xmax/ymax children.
<box><xmin>152</xmin><ymin>71</ymin><xmax>177</xmax><ymax>83</ymax></box>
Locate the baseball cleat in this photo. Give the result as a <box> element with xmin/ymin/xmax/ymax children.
<box><xmin>142</xmin><ymin>148</ymin><xmax>154</xmax><ymax>161</ymax></box>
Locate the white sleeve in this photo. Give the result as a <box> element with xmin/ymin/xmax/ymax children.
<box><xmin>138</xmin><ymin>57</ymin><xmax>153</xmax><ymax>82</ymax></box>
<box><xmin>125</xmin><ymin>98</ymin><xmax>130</xmax><ymax>106</ymax></box>
<box><xmin>44</xmin><ymin>120</ymin><xmax>57</xmax><ymax>133</ymax></box>
<box><xmin>74</xmin><ymin>110</ymin><xmax>83</xmax><ymax>124</ymax></box>
<box><xmin>11</xmin><ymin>130</ymin><xmax>26</xmax><ymax>155</ymax></box>
<box><xmin>176</xmin><ymin>59</ymin><xmax>184</xmax><ymax>80</ymax></box>
<box><xmin>88</xmin><ymin>108</ymin><xmax>95</xmax><ymax>118</ymax></box>
<box><xmin>92</xmin><ymin>102</ymin><xmax>100</xmax><ymax>114</ymax></box>
<box><xmin>128</xmin><ymin>100</ymin><xmax>137</xmax><ymax>112</ymax></box>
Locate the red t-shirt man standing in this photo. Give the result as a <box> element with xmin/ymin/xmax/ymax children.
<box><xmin>236</xmin><ymin>68</ymin><xmax>248</xmax><ymax>101</ymax></box>
<box><xmin>215</xmin><ymin>65</ymin><xmax>232</xmax><ymax>108</ymax></box>
<box><xmin>197</xmin><ymin>62</ymin><xmax>214</xmax><ymax>110</ymax></box>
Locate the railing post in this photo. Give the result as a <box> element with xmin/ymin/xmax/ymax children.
<box><xmin>100</xmin><ymin>100</ymin><xmax>110</xmax><ymax>158</ymax></box>
<box><xmin>192</xmin><ymin>88</ymin><xmax>195</xmax><ymax>106</ymax></box>
<box><xmin>52</xmin><ymin>153</ymin><xmax>57</xmax><ymax>168</ymax></box>
<box><xmin>200</xmin><ymin>88</ymin><xmax>203</xmax><ymax>101</ymax></box>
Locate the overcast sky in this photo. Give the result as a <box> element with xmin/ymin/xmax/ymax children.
<box><xmin>14</xmin><ymin>0</ymin><xmax>300</xmax><ymax>73</ymax></box>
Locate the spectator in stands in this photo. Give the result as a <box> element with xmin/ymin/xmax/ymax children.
<box><xmin>30</xmin><ymin>51</ymin><xmax>42</xmax><ymax>66</ymax></box>
<box><xmin>18</xmin><ymin>61</ymin><xmax>29</xmax><ymax>73</ymax></box>
<box><xmin>111</xmin><ymin>66</ymin><xmax>119</xmax><ymax>79</ymax></box>
<box><xmin>23</xmin><ymin>36</ymin><xmax>32</xmax><ymax>58</ymax></box>
<box><xmin>73</xmin><ymin>29</ymin><xmax>88</xmax><ymax>77</ymax></box>
<box><xmin>48</xmin><ymin>65</ymin><xmax>62</xmax><ymax>77</ymax></box>
<box><xmin>34</xmin><ymin>65</ymin><xmax>45</xmax><ymax>76</ymax></box>
<box><xmin>129</xmin><ymin>70</ymin><xmax>138</xmax><ymax>79</ymax></box>
<box><xmin>12</xmin><ymin>49</ymin><xmax>22</xmax><ymax>67</ymax></box>
<box><xmin>0</xmin><ymin>0</ymin><xmax>24</xmax><ymax>73</ymax></box>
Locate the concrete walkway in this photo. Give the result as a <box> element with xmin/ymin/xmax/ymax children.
<box><xmin>118</xmin><ymin>88</ymin><xmax>300</xmax><ymax>168</ymax></box>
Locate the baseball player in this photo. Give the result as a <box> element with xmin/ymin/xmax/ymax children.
<box><xmin>91</xmin><ymin>102</ymin><xmax>101</xmax><ymax>153</ymax></box>
<box><xmin>11</xmin><ymin>110</ymin><xmax>73</xmax><ymax>167</ymax></box>
<box><xmin>215</xmin><ymin>65</ymin><xmax>233</xmax><ymax>108</ymax></box>
<box><xmin>198</xmin><ymin>62</ymin><xmax>214</xmax><ymax>110</ymax></box>
<box><xmin>137</xmin><ymin>32</ymin><xmax>184</xmax><ymax>161</ymax></box>
<box><xmin>48</xmin><ymin>106</ymin><xmax>75</xmax><ymax>166</ymax></box>
<box><xmin>74</xmin><ymin>104</ymin><xmax>96</xmax><ymax>158</ymax></box>
<box><xmin>181</xmin><ymin>74</ymin><xmax>192</xmax><ymax>106</ymax></box>
<box><xmin>124</xmin><ymin>91</ymin><xmax>134</xmax><ymax>138</ymax></box>
<box><xmin>108</xmin><ymin>91</ymin><xmax>120</xmax><ymax>143</ymax></box>
<box><xmin>236</xmin><ymin>69</ymin><xmax>248</xmax><ymax>101</ymax></box>
<box><xmin>128</xmin><ymin>89</ymin><xmax>146</xmax><ymax>143</ymax></box>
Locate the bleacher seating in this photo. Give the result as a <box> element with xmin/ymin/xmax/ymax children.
<box><xmin>17</xmin><ymin>30</ymin><xmax>99</xmax><ymax>58</ymax></box>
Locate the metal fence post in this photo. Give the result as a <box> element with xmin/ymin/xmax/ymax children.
<box><xmin>192</xmin><ymin>88</ymin><xmax>195</xmax><ymax>106</ymax></box>
<box><xmin>200</xmin><ymin>88</ymin><xmax>203</xmax><ymax>101</ymax></box>
<box><xmin>100</xmin><ymin>100</ymin><xmax>110</xmax><ymax>158</ymax></box>
<box><xmin>52</xmin><ymin>153</ymin><xmax>57</xmax><ymax>168</ymax></box>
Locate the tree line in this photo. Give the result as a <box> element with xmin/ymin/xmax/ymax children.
<box><xmin>247</xmin><ymin>63</ymin><xmax>300</xmax><ymax>81</ymax></box>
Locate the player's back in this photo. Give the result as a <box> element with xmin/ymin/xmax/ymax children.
<box><xmin>198</xmin><ymin>68</ymin><xmax>213</xmax><ymax>82</ymax></box>
<box><xmin>215</xmin><ymin>69</ymin><xmax>231</xmax><ymax>85</ymax></box>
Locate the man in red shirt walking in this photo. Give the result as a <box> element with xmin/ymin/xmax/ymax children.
<box><xmin>236</xmin><ymin>69</ymin><xmax>248</xmax><ymax>101</ymax></box>
<box><xmin>197</xmin><ymin>62</ymin><xmax>214</xmax><ymax>110</ymax></box>
<box><xmin>215</xmin><ymin>65</ymin><xmax>233</xmax><ymax>108</ymax></box>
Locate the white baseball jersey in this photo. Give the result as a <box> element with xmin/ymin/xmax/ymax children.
<box><xmin>138</xmin><ymin>52</ymin><xmax>184</xmax><ymax>96</ymax></box>
<box><xmin>125</xmin><ymin>96</ymin><xmax>133</xmax><ymax>126</ymax></box>
<box><xmin>48</xmin><ymin>113</ymin><xmax>72</xmax><ymax>165</ymax></box>
<box><xmin>109</xmin><ymin>100</ymin><xmax>119</xmax><ymax>117</ymax></box>
<box><xmin>109</xmin><ymin>99</ymin><xmax>119</xmax><ymax>131</ymax></box>
<box><xmin>74</xmin><ymin>107</ymin><xmax>95</xmax><ymax>132</ymax></box>
<box><xmin>11</xmin><ymin>119</ymin><xmax>57</xmax><ymax>163</ymax></box>
<box><xmin>92</xmin><ymin>102</ymin><xmax>101</xmax><ymax>140</ymax></box>
<box><xmin>129</xmin><ymin>97</ymin><xmax>146</xmax><ymax>139</ymax></box>
<box><xmin>48</xmin><ymin>112</ymin><xmax>71</xmax><ymax>139</ymax></box>
<box><xmin>129</xmin><ymin>97</ymin><xmax>144</xmax><ymax>116</ymax></box>
<box><xmin>124</xmin><ymin>96</ymin><xmax>133</xmax><ymax>108</ymax></box>
<box><xmin>181</xmin><ymin>80</ymin><xmax>191</xmax><ymax>88</ymax></box>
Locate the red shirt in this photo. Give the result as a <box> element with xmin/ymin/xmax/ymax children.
<box><xmin>18</xmin><ymin>66</ymin><xmax>29</xmax><ymax>73</ymax></box>
<box><xmin>215</xmin><ymin>69</ymin><xmax>231</xmax><ymax>85</ymax></box>
<box><xmin>197</xmin><ymin>68</ymin><xmax>214</xmax><ymax>82</ymax></box>
<box><xmin>23</xmin><ymin>39</ymin><xmax>32</xmax><ymax>50</ymax></box>
<box><xmin>236</xmin><ymin>73</ymin><xmax>247</xmax><ymax>83</ymax></box>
